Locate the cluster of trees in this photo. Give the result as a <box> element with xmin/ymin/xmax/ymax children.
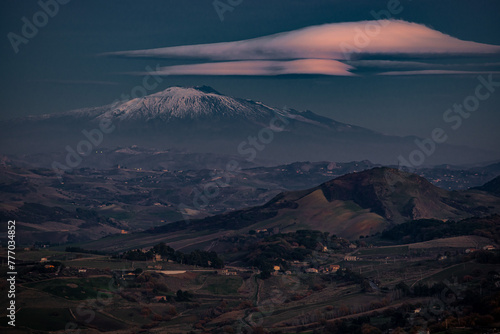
<box><xmin>393</xmin><ymin>280</ymin><xmax>469</xmax><ymax>299</ymax></box>
<box><xmin>75</xmin><ymin>208</ymin><xmax>115</xmax><ymax>228</ymax></box>
<box><xmin>4</xmin><ymin>202</ymin><xmax>117</xmax><ymax>229</ymax></box>
<box><xmin>121</xmin><ymin>242</ymin><xmax>224</xmax><ymax>268</ymax></box>
<box><xmin>247</xmin><ymin>238</ymin><xmax>312</xmax><ymax>275</ymax></box>
<box><xmin>469</xmin><ymin>249</ymin><xmax>500</xmax><ymax>263</ymax></box>
<box><xmin>175</xmin><ymin>289</ymin><xmax>192</xmax><ymax>302</ymax></box>
<box><xmin>26</xmin><ymin>261</ymin><xmax>65</xmax><ymax>274</ymax></box>
<box><xmin>244</xmin><ymin>230</ymin><xmax>343</xmax><ymax>276</ymax></box>
<box><xmin>381</xmin><ymin>215</ymin><xmax>500</xmax><ymax>243</ymax></box>
<box><xmin>313</xmin><ymin>288</ymin><xmax>500</xmax><ymax>333</ymax></box>
<box><xmin>9</xmin><ymin>202</ymin><xmax>71</xmax><ymax>224</ymax></box>
<box><xmin>65</xmin><ymin>246</ymin><xmax>107</xmax><ymax>255</ymax></box>
<box><xmin>151</xmin><ymin>206</ymin><xmax>279</xmax><ymax>234</ymax></box>
<box><xmin>269</xmin><ymin>230</ymin><xmax>331</xmax><ymax>249</ymax></box>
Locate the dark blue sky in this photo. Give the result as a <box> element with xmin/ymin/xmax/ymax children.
<box><xmin>1</xmin><ymin>0</ymin><xmax>500</xmax><ymax>152</ymax></box>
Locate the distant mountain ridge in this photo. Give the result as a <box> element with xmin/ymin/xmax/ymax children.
<box><xmin>0</xmin><ymin>86</ymin><xmax>496</xmax><ymax>166</ymax></box>
<box><xmin>41</xmin><ymin>86</ymin><xmax>281</xmax><ymax>122</ymax></box>
<box><xmin>25</xmin><ymin>86</ymin><xmax>366</xmax><ymax>133</ymax></box>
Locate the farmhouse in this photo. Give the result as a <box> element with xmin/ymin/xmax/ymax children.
<box><xmin>219</xmin><ymin>269</ymin><xmax>238</xmax><ymax>276</ymax></box>
<box><xmin>153</xmin><ymin>296</ymin><xmax>167</xmax><ymax>302</ymax></box>
<box><xmin>291</xmin><ymin>261</ymin><xmax>309</xmax><ymax>267</ymax></box>
<box><xmin>320</xmin><ymin>264</ymin><xmax>340</xmax><ymax>273</ymax></box>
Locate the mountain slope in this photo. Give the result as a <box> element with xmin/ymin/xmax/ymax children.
<box><xmin>153</xmin><ymin>168</ymin><xmax>500</xmax><ymax>239</ymax></box>
<box><xmin>318</xmin><ymin>168</ymin><xmax>455</xmax><ymax>222</ymax></box>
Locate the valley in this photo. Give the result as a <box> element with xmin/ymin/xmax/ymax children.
<box><xmin>1</xmin><ymin>222</ymin><xmax>499</xmax><ymax>333</ymax></box>
<box><xmin>1</xmin><ymin>160</ymin><xmax>499</xmax><ymax>333</ymax></box>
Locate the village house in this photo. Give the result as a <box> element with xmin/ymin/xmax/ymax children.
<box><xmin>219</xmin><ymin>269</ymin><xmax>238</xmax><ymax>276</ymax></box>
<box><xmin>114</xmin><ymin>270</ymin><xmax>138</xmax><ymax>280</ymax></box>
<box><xmin>291</xmin><ymin>261</ymin><xmax>309</xmax><ymax>267</ymax></box>
<box><xmin>344</xmin><ymin>255</ymin><xmax>358</xmax><ymax>261</ymax></box>
<box><xmin>320</xmin><ymin>264</ymin><xmax>340</xmax><ymax>273</ymax></box>
<box><xmin>153</xmin><ymin>296</ymin><xmax>167</xmax><ymax>302</ymax></box>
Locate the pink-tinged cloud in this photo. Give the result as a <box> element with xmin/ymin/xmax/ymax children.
<box><xmin>145</xmin><ymin>59</ymin><xmax>355</xmax><ymax>76</ymax></box>
<box><xmin>109</xmin><ymin>20</ymin><xmax>500</xmax><ymax>61</ymax></box>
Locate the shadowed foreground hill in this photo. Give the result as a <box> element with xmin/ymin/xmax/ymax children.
<box><xmin>152</xmin><ymin>167</ymin><xmax>500</xmax><ymax>240</ymax></box>
<box><xmin>473</xmin><ymin>175</ymin><xmax>500</xmax><ymax>197</ymax></box>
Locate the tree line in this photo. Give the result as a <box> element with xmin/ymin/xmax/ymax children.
<box><xmin>121</xmin><ymin>242</ymin><xmax>224</xmax><ymax>268</ymax></box>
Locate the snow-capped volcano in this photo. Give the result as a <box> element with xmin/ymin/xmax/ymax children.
<box><xmin>0</xmin><ymin>85</ymin><xmax>496</xmax><ymax>166</ymax></box>
<box><xmin>27</xmin><ymin>85</ymin><xmax>352</xmax><ymax>132</ymax></box>
<box><xmin>57</xmin><ymin>86</ymin><xmax>283</xmax><ymax>123</ymax></box>
<box><xmin>99</xmin><ymin>86</ymin><xmax>281</xmax><ymax>121</ymax></box>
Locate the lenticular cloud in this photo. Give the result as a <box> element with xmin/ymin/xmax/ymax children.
<box><xmin>108</xmin><ymin>20</ymin><xmax>500</xmax><ymax>76</ymax></box>
<box><xmin>150</xmin><ymin>59</ymin><xmax>355</xmax><ymax>76</ymax></box>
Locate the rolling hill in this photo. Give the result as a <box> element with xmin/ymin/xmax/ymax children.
<box><xmin>150</xmin><ymin>167</ymin><xmax>500</xmax><ymax>241</ymax></box>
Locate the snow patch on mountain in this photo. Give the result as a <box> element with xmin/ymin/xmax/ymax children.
<box><xmin>92</xmin><ymin>86</ymin><xmax>279</xmax><ymax>121</ymax></box>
